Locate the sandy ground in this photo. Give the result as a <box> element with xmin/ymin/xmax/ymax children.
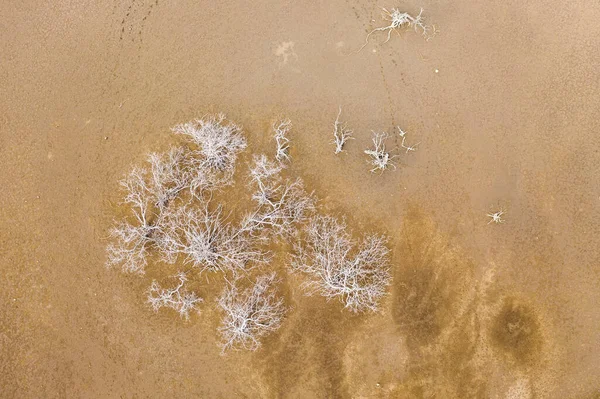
<box><xmin>2</xmin><ymin>0</ymin><xmax>600</xmax><ymax>397</ymax></box>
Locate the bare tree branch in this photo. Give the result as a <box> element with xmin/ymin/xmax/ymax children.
<box><xmin>273</xmin><ymin>119</ymin><xmax>292</xmax><ymax>164</ymax></box>
<box><xmin>332</xmin><ymin>106</ymin><xmax>353</xmax><ymax>154</ymax></box>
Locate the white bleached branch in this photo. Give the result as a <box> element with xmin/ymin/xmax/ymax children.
<box><xmin>332</xmin><ymin>106</ymin><xmax>353</xmax><ymax>154</ymax></box>
<box><xmin>397</xmin><ymin>127</ymin><xmax>420</xmax><ymax>153</ymax></box>
<box><xmin>273</xmin><ymin>119</ymin><xmax>292</xmax><ymax>163</ymax></box>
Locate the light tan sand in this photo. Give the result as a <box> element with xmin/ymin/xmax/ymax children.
<box><xmin>2</xmin><ymin>0</ymin><xmax>600</xmax><ymax>397</ymax></box>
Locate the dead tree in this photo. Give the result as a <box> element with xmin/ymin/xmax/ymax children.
<box><xmin>147</xmin><ymin>146</ymin><xmax>191</xmax><ymax>211</ymax></box>
<box><xmin>273</xmin><ymin>119</ymin><xmax>292</xmax><ymax>163</ymax></box>
<box><xmin>359</xmin><ymin>7</ymin><xmax>431</xmax><ymax>51</ymax></box>
<box><xmin>364</xmin><ymin>132</ymin><xmax>397</xmax><ymax>173</ymax></box>
<box><xmin>218</xmin><ymin>273</ymin><xmax>286</xmax><ymax>351</ymax></box>
<box><xmin>242</xmin><ymin>155</ymin><xmax>315</xmax><ymax>239</ymax></box>
<box><xmin>332</xmin><ymin>106</ymin><xmax>353</xmax><ymax>154</ymax></box>
<box><xmin>147</xmin><ymin>272</ymin><xmax>202</xmax><ymax>320</ymax></box>
<box><xmin>487</xmin><ymin>209</ymin><xmax>506</xmax><ymax>224</ymax></box>
<box><xmin>106</xmin><ymin>165</ymin><xmax>169</xmax><ymax>274</ymax></box>
<box><xmin>156</xmin><ymin>204</ymin><xmax>268</xmax><ymax>275</ymax></box>
<box><xmin>172</xmin><ymin>114</ymin><xmax>247</xmax><ymax>178</ymax></box>
<box><xmin>291</xmin><ymin>215</ymin><xmax>391</xmax><ymax>312</ymax></box>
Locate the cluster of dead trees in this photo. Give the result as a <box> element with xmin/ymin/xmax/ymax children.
<box><xmin>106</xmin><ymin>114</ymin><xmax>391</xmax><ymax>352</ymax></box>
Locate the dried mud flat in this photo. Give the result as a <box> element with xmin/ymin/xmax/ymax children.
<box><xmin>2</xmin><ymin>0</ymin><xmax>600</xmax><ymax>398</ymax></box>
